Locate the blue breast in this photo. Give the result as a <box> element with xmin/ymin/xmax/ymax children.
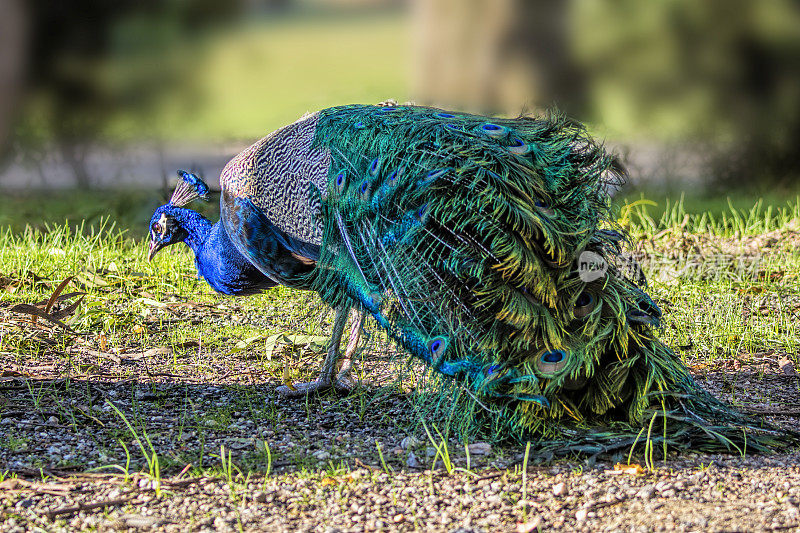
<box><xmin>196</xmin><ymin>222</ymin><xmax>277</xmax><ymax>295</ymax></box>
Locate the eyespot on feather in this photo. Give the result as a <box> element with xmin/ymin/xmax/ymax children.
<box><xmin>369</xmin><ymin>157</ymin><xmax>380</xmax><ymax>176</ymax></box>
<box><xmin>574</xmin><ymin>291</ymin><xmax>596</xmax><ymax>318</ymax></box>
<box><xmin>534</xmin><ymin>199</ymin><xmax>555</xmax><ymax>217</ymax></box>
<box><xmin>480</xmin><ymin>122</ymin><xmax>508</xmax><ymax>138</ymax></box>
<box><xmin>419</xmin><ymin>168</ymin><xmax>447</xmax><ymax>187</ymax></box>
<box><xmin>359</xmin><ymin>179</ymin><xmax>370</xmax><ymax>197</ymax></box>
<box><xmin>435</xmin><ymin>112</ymin><xmax>455</xmax><ymax>119</ymax></box>
<box><xmin>534</xmin><ymin>349</ymin><xmax>569</xmax><ymax>376</ymax></box>
<box><xmin>428</xmin><ymin>337</ymin><xmax>447</xmax><ymax>359</ymax></box>
<box><xmin>508</xmin><ymin>137</ymin><xmax>530</xmax><ymax>155</ymax></box>
<box><xmin>334</xmin><ymin>169</ymin><xmax>347</xmax><ymax>192</ymax></box>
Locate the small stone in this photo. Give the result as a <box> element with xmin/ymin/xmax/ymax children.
<box><xmin>121</xmin><ymin>515</ymin><xmax>161</xmax><ymax>528</ymax></box>
<box><xmin>407</xmin><ymin>451</ymin><xmax>423</xmax><ymax>469</ymax></box>
<box><xmin>253</xmin><ymin>491</ymin><xmax>267</xmax><ymax>503</ymax></box>
<box><xmin>779</xmin><ymin>356</ymin><xmax>797</xmax><ymax>376</ymax></box>
<box><xmin>467</xmin><ymin>442</ymin><xmax>492</xmax><ymax>455</ymax></box>
<box><xmin>400</xmin><ymin>436</ymin><xmax>422</xmax><ymax>449</ymax></box>
<box><xmin>575</xmin><ymin>509</ymin><xmax>588</xmax><ymax>521</ymax></box>
<box><xmin>516</xmin><ymin>499</ymin><xmax>535</xmax><ymax>511</ymax></box>
<box><xmin>655</xmin><ymin>481</ymin><xmax>672</xmax><ymax>493</ymax></box>
<box><xmin>213</xmin><ymin>516</ymin><xmax>234</xmax><ymax>532</ymax></box>
<box><xmin>15</xmin><ymin>498</ymin><xmax>34</xmax><ymax>509</ymax></box>
<box><xmin>47</xmin><ymin>415</ymin><xmax>59</xmax><ymax>425</ymax></box>
<box><xmin>312</xmin><ymin>450</ymin><xmax>330</xmax><ymax>461</ymax></box>
<box><xmin>393</xmin><ymin>514</ymin><xmax>405</xmax><ymax>523</ymax></box>
<box><xmin>517</xmin><ymin>516</ymin><xmax>542</xmax><ymax>533</ymax></box>
<box><xmin>553</xmin><ymin>482</ymin><xmax>566</xmax><ymax>496</ymax></box>
<box><xmin>637</xmin><ymin>486</ymin><xmax>655</xmax><ymax>500</ymax></box>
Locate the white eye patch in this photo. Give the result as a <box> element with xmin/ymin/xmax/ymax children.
<box><xmin>152</xmin><ymin>213</ymin><xmax>171</xmax><ymax>240</ymax></box>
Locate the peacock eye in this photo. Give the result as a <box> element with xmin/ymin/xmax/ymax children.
<box><xmin>152</xmin><ymin>223</ymin><xmax>162</xmax><ymax>234</ymax></box>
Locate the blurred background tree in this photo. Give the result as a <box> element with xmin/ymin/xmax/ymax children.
<box><xmin>572</xmin><ymin>0</ymin><xmax>800</xmax><ymax>189</ymax></box>
<box><xmin>1</xmin><ymin>0</ymin><xmax>798</xmax><ymax>190</ymax></box>
<box><xmin>412</xmin><ymin>0</ymin><xmax>584</xmax><ymax>115</ymax></box>
<box><xmin>414</xmin><ymin>0</ymin><xmax>800</xmax><ymax>189</ymax></box>
<box><xmin>6</xmin><ymin>0</ymin><xmax>246</xmax><ymax>186</ymax></box>
<box><xmin>0</xmin><ymin>0</ymin><xmax>28</xmax><ymax>159</ymax></box>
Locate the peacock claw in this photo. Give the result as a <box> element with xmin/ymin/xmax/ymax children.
<box><xmin>275</xmin><ymin>375</ymin><xmax>357</xmax><ymax>397</ymax></box>
<box><xmin>334</xmin><ymin>370</ymin><xmax>357</xmax><ymax>391</ymax></box>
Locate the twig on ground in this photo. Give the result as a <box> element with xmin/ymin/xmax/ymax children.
<box><xmin>45</xmin><ymin>496</ymin><xmax>136</xmax><ymax>519</ymax></box>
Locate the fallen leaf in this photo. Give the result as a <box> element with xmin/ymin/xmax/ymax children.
<box><xmin>613</xmin><ymin>463</ymin><xmax>644</xmax><ymax>475</ymax></box>
<box><xmin>176</xmin><ymin>340</ymin><xmax>199</xmax><ymax>349</ymax></box>
<box><xmin>10</xmin><ymin>303</ymin><xmax>75</xmax><ymax>332</ymax></box>
<box><xmin>779</xmin><ymin>357</ymin><xmax>798</xmax><ymax>377</ymax></box>
<box><xmin>282</xmin><ymin>360</ymin><xmax>297</xmax><ymax>391</ymax></box>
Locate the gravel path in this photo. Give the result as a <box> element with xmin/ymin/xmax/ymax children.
<box><xmin>2</xmin><ymin>454</ymin><xmax>800</xmax><ymax>531</ymax></box>
<box><xmin>2</xmin><ymin>302</ymin><xmax>800</xmax><ymax>531</ymax></box>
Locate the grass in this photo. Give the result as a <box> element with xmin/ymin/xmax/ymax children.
<box><xmin>167</xmin><ymin>10</ymin><xmax>409</xmax><ymax>141</ymax></box>
<box><xmin>617</xmin><ymin>195</ymin><xmax>800</xmax><ymax>362</ymax></box>
<box><xmin>75</xmin><ymin>8</ymin><xmax>409</xmax><ymax>143</ymax></box>
<box><xmin>0</xmin><ymin>189</ymin><xmax>799</xmax><ymax>496</ymax></box>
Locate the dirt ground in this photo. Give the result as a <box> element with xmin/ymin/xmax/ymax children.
<box><xmin>2</xmin><ymin>334</ymin><xmax>799</xmax><ymax>532</ymax></box>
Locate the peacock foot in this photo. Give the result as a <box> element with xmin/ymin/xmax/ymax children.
<box><xmin>276</xmin><ymin>375</ymin><xmax>357</xmax><ymax>397</ymax></box>
<box><xmin>334</xmin><ymin>369</ymin><xmax>357</xmax><ymax>392</ymax></box>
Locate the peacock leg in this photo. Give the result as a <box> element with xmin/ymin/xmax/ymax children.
<box><xmin>333</xmin><ymin>309</ymin><xmax>365</xmax><ymax>391</ymax></box>
<box><xmin>276</xmin><ymin>305</ymin><xmax>350</xmax><ymax>396</ymax></box>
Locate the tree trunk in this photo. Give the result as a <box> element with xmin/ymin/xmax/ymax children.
<box><xmin>411</xmin><ymin>0</ymin><xmax>585</xmax><ymax>116</ymax></box>
<box><xmin>0</xmin><ymin>0</ymin><xmax>29</xmax><ymax>159</ymax></box>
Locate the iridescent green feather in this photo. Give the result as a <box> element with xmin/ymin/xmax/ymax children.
<box><xmin>303</xmin><ymin>104</ymin><xmax>791</xmax><ymax>453</ymax></box>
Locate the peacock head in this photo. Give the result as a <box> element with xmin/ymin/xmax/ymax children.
<box><xmin>147</xmin><ymin>170</ymin><xmax>210</xmax><ymax>262</ymax></box>
<box><xmin>147</xmin><ymin>205</ymin><xmax>190</xmax><ymax>261</ymax></box>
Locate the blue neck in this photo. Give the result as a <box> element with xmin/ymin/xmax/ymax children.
<box><xmin>174</xmin><ymin>208</ymin><xmax>275</xmax><ymax>295</ymax></box>
<box><xmin>174</xmin><ymin>209</ymin><xmax>214</xmax><ymax>256</ymax></box>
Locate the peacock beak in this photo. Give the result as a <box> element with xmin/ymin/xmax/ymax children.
<box><xmin>147</xmin><ymin>240</ymin><xmax>164</xmax><ymax>262</ymax></box>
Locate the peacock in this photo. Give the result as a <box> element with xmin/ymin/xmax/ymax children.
<box><xmin>147</xmin><ymin>103</ymin><xmax>793</xmax><ymax>454</ymax></box>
